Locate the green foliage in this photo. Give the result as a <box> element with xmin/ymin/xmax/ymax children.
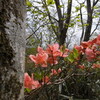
<box><xmin>67</xmin><ymin>53</ymin><xmax>75</xmax><ymax>63</ymax></box>
<box><xmin>24</xmin><ymin>88</ymin><xmax>31</xmax><ymax>93</ymax></box>
<box><xmin>26</xmin><ymin>0</ymin><xmax>33</xmax><ymax>7</ymax></box>
<box><xmin>25</xmin><ymin>36</ymin><xmax>100</xmax><ymax>99</ymax></box>
<box><xmin>75</xmin><ymin>6</ymin><xmax>80</xmax><ymax>12</ymax></box>
<box><xmin>34</xmin><ymin>71</ymin><xmax>44</xmax><ymax>80</ymax></box>
<box><xmin>26</xmin><ymin>48</ymin><xmax>37</xmax><ymax>55</ymax></box>
<box><xmin>66</xmin><ymin>49</ymin><xmax>79</xmax><ymax>63</ymax></box>
<box><xmin>47</xmin><ymin>0</ymin><xmax>55</xmax><ymax>5</ymax></box>
<box><xmin>73</xmin><ymin>49</ymin><xmax>79</xmax><ymax>59</ymax></box>
<box><xmin>69</xmin><ymin>23</ymin><xmax>75</xmax><ymax>27</ymax></box>
<box><xmin>58</xmin><ymin>5</ymin><xmax>64</xmax><ymax>8</ymax></box>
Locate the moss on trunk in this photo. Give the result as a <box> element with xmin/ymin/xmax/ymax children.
<box><xmin>0</xmin><ymin>0</ymin><xmax>26</xmax><ymax>99</ymax></box>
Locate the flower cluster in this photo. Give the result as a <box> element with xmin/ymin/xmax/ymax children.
<box><xmin>29</xmin><ymin>43</ymin><xmax>69</xmax><ymax>67</ymax></box>
<box><xmin>74</xmin><ymin>35</ymin><xmax>100</xmax><ymax>67</ymax></box>
<box><xmin>24</xmin><ymin>35</ymin><xmax>100</xmax><ymax>91</ymax></box>
<box><xmin>24</xmin><ymin>73</ymin><xmax>40</xmax><ymax>90</ymax></box>
<box><xmin>24</xmin><ymin>68</ymin><xmax>62</xmax><ymax>90</ymax></box>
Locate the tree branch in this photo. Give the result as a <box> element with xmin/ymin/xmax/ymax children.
<box><xmin>75</xmin><ymin>0</ymin><xmax>85</xmax><ymax>42</ymax></box>
<box><xmin>90</xmin><ymin>17</ymin><xmax>100</xmax><ymax>36</ymax></box>
<box><xmin>26</xmin><ymin>22</ymin><xmax>50</xmax><ymax>40</ymax></box>
<box><xmin>42</xmin><ymin>0</ymin><xmax>59</xmax><ymax>38</ymax></box>
<box><xmin>54</xmin><ymin>0</ymin><xmax>63</xmax><ymax>32</ymax></box>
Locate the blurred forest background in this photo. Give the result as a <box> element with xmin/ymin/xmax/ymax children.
<box><xmin>25</xmin><ymin>0</ymin><xmax>100</xmax><ymax>100</ymax></box>
<box><xmin>25</xmin><ymin>0</ymin><xmax>100</xmax><ymax>71</ymax></box>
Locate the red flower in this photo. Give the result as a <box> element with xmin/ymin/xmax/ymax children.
<box><xmin>51</xmin><ymin>68</ymin><xmax>62</xmax><ymax>75</ymax></box>
<box><xmin>37</xmin><ymin>46</ymin><xmax>46</xmax><ymax>53</ymax></box>
<box><xmin>51</xmin><ymin>69</ymin><xmax>58</xmax><ymax>75</ymax></box>
<box><xmin>29</xmin><ymin>53</ymin><xmax>48</xmax><ymax>67</ymax></box>
<box><xmin>46</xmin><ymin>43</ymin><xmax>61</xmax><ymax>57</ymax></box>
<box><xmin>58</xmin><ymin>68</ymin><xmax>62</xmax><ymax>73</ymax></box>
<box><xmin>42</xmin><ymin>76</ymin><xmax>50</xmax><ymax>84</ymax></box>
<box><xmin>24</xmin><ymin>73</ymin><xmax>40</xmax><ymax>90</ymax></box>
<box><xmin>74</xmin><ymin>45</ymin><xmax>83</xmax><ymax>53</ymax></box>
<box><xmin>92</xmin><ymin>64</ymin><xmax>100</xmax><ymax>68</ymax></box>
<box><xmin>60</xmin><ymin>48</ymin><xmax>69</xmax><ymax>57</ymax></box>
<box><xmin>85</xmin><ymin>48</ymin><xmax>96</xmax><ymax>61</ymax></box>
<box><xmin>81</xmin><ymin>40</ymin><xmax>94</xmax><ymax>48</ymax></box>
<box><xmin>77</xmin><ymin>65</ymin><xmax>85</xmax><ymax>69</ymax></box>
<box><xmin>47</xmin><ymin>56</ymin><xmax>58</xmax><ymax>65</ymax></box>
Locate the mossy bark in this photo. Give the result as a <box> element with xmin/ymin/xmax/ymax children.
<box><xmin>0</xmin><ymin>0</ymin><xmax>26</xmax><ymax>100</ymax></box>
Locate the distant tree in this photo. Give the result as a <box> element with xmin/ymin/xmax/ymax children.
<box><xmin>26</xmin><ymin>0</ymin><xmax>100</xmax><ymax>46</ymax></box>
<box><xmin>0</xmin><ymin>0</ymin><xmax>26</xmax><ymax>99</ymax></box>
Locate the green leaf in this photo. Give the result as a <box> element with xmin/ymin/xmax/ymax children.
<box><xmin>83</xmin><ymin>24</ymin><xmax>89</xmax><ymax>26</ymax></box>
<box><xmin>34</xmin><ymin>72</ymin><xmax>44</xmax><ymax>80</ymax></box>
<box><xmin>73</xmin><ymin>48</ymin><xmax>79</xmax><ymax>59</ymax></box>
<box><xmin>66</xmin><ymin>49</ymin><xmax>79</xmax><ymax>63</ymax></box>
<box><xmin>47</xmin><ymin>0</ymin><xmax>55</xmax><ymax>5</ymax></box>
<box><xmin>77</xmin><ymin>19</ymin><xmax>81</xmax><ymax>22</ymax></box>
<box><xmin>60</xmin><ymin>45</ymin><xmax>66</xmax><ymax>52</ymax></box>
<box><xmin>69</xmin><ymin>23</ymin><xmax>75</xmax><ymax>27</ymax></box>
<box><xmin>58</xmin><ymin>5</ymin><xmax>64</xmax><ymax>8</ymax></box>
<box><xmin>92</xmin><ymin>15</ymin><xmax>99</xmax><ymax>18</ymax></box>
<box><xmin>24</xmin><ymin>88</ymin><xmax>31</xmax><ymax>93</ymax></box>
<box><xmin>67</xmin><ymin>53</ymin><xmax>75</xmax><ymax>63</ymax></box>
<box><xmin>26</xmin><ymin>0</ymin><xmax>33</xmax><ymax>7</ymax></box>
<box><xmin>81</xmin><ymin>4</ymin><xmax>85</xmax><ymax>7</ymax></box>
<box><xmin>75</xmin><ymin>6</ymin><xmax>80</xmax><ymax>12</ymax></box>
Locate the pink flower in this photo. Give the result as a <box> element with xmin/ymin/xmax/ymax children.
<box><xmin>51</xmin><ymin>69</ymin><xmax>58</xmax><ymax>75</ymax></box>
<box><xmin>81</xmin><ymin>35</ymin><xmax>100</xmax><ymax>49</ymax></box>
<box><xmin>29</xmin><ymin>53</ymin><xmax>48</xmax><ymax>67</ymax></box>
<box><xmin>51</xmin><ymin>68</ymin><xmax>62</xmax><ymax>75</ymax></box>
<box><xmin>46</xmin><ymin>43</ymin><xmax>63</xmax><ymax>65</ymax></box>
<box><xmin>37</xmin><ymin>46</ymin><xmax>46</xmax><ymax>54</ymax></box>
<box><xmin>58</xmin><ymin>68</ymin><xmax>62</xmax><ymax>73</ymax></box>
<box><xmin>24</xmin><ymin>73</ymin><xmax>40</xmax><ymax>90</ymax></box>
<box><xmin>92</xmin><ymin>64</ymin><xmax>100</xmax><ymax>68</ymax></box>
<box><xmin>60</xmin><ymin>48</ymin><xmax>69</xmax><ymax>57</ymax></box>
<box><xmin>47</xmin><ymin>57</ymin><xmax>58</xmax><ymax>65</ymax></box>
<box><xmin>46</xmin><ymin>43</ymin><xmax>61</xmax><ymax>57</ymax></box>
<box><xmin>96</xmin><ymin>51</ymin><xmax>100</xmax><ymax>55</ymax></box>
<box><xmin>77</xmin><ymin>65</ymin><xmax>85</xmax><ymax>69</ymax></box>
<box><xmin>85</xmin><ymin>48</ymin><xmax>96</xmax><ymax>61</ymax></box>
<box><xmin>89</xmin><ymin>35</ymin><xmax>100</xmax><ymax>45</ymax></box>
<box><xmin>74</xmin><ymin>45</ymin><xmax>83</xmax><ymax>53</ymax></box>
<box><xmin>81</xmin><ymin>40</ymin><xmax>94</xmax><ymax>48</ymax></box>
<box><xmin>42</xmin><ymin>76</ymin><xmax>50</xmax><ymax>84</ymax></box>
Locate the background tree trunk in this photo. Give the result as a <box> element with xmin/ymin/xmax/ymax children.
<box><xmin>0</xmin><ymin>0</ymin><xmax>26</xmax><ymax>100</ymax></box>
<box><xmin>84</xmin><ymin>0</ymin><xmax>92</xmax><ymax>41</ymax></box>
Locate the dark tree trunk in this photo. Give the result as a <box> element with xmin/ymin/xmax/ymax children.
<box><xmin>0</xmin><ymin>0</ymin><xmax>26</xmax><ymax>100</ymax></box>
<box><xmin>59</xmin><ymin>0</ymin><xmax>72</xmax><ymax>45</ymax></box>
<box><xmin>84</xmin><ymin>0</ymin><xmax>92</xmax><ymax>41</ymax></box>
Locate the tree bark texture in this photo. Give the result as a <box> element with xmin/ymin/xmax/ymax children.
<box><xmin>0</xmin><ymin>0</ymin><xmax>26</xmax><ymax>100</ymax></box>
<box><xmin>59</xmin><ymin>0</ymin><xmax>72</xmax><ymax>45</ymax></box>
<box><xmin>84</xmin><ymin>0</ymin><xmax>92</xmax><ymax>41</ymax></box>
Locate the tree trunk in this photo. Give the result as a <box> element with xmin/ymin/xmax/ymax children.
<box><xmin>84</xmin><ymin>0</ymin><xmax>92</xmax><ymax>41</ymax></box>
<box><xmin>59</xmin><ymin>0</ymin><xmax>72</xmax><ymax>45</ymax></box>
<box><xmin>0</xmin><ymin>0</ymin><xmax>26</xmax><ymax>100</ymax></box>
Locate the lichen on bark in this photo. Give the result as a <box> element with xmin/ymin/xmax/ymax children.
<box><xmin>0</xmin><ymin>0</ymin><xmax>26</xmax><ymax>100</ymax></box>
